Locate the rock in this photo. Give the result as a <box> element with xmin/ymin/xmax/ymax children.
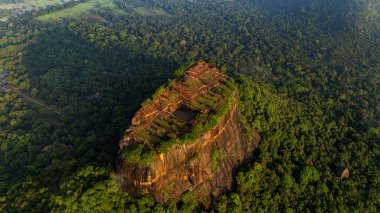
<box><xmin>116</xmin><ymin>61</ymin><xmax>260</xmax><ymax>204</ymax></box>
<box><xmin>340</xmin><ymin>168</ymin><xmax>349</xmax><ymax>179</ymax></box>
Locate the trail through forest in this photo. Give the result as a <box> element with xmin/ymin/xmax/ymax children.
<box><xmin>0</xmin><ymin>82</ymin><xmax>61</xmax><ymax>115</ymax></box>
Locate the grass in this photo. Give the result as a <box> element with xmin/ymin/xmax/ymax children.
<box><xmin>0</xmin><ymin>9</ymin><xmax>11</xmax><ymax>19</ymax></box>
<box><xmin>37</xmin><ymin>0</ymin><xmax>125</xmax><ymax>21</ymax></box>
<box><xmin>0</xmin><ymin>0</ymin><xmax>70</xmax><ymax>10</ymax></box>
<box><xmin>0</xmin><ymin>0</ymin><xmax>70</xmax><ymax>21</ymax></box>
<box><xmin>0</xmin><ymin>0</ymin><xmax>125</xmax><ymax>22</ymax></box>
<box><xmin>26</xmin><ymin>0</ymin><xmax>70</xmax><ymax>9</ymax></box>
<box><xmin>37</xmin><ymin>0</ymin><xmax>98</xmax><ymax>21</ymax></box>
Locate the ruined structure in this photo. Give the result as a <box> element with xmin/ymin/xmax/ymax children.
<box><xmin>116</xmin><ymin>61</ymin><xmax>260</xmax><ymax>203</ymax></box>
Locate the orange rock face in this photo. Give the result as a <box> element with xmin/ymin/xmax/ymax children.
<box><xmin>340</xmin><ymin>168</ymin><xmax>349</xmax><ymax>179</ymax></box>
<box><xmin>116</xmin><ymin>61</ymin><xmax>260</xmax><ymax>203</ymax></box>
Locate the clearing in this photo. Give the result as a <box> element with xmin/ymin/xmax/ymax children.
<box><xmin>0</xmin><ymin>0</ymin><xmax>72</xmax><ymax>21</ymax></box>
<box><xmin>37</xmin><ymin>0</ymin><xmax>124</xmax><ymax>21</ymax></box>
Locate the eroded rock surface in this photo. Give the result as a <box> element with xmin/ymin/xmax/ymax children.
<box><xmin>116</xmin><ymin>61</ymin><xmax>260</xmax><ymax>203</ymax></box>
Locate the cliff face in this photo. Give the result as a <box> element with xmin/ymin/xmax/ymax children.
<box><xmin>116</xmin><ymin>61</ymin><xmax>260</xmax><ymax>203</ymax></box>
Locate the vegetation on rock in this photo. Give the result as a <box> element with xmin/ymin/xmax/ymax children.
<box><xmin>0</xmin><ymin>0</ymin><xmax>378</xmax><ymax>211</ymax></box>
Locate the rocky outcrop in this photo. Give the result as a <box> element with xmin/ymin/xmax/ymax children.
<box><xmin>340</xmin><ymin>168</ymin><xmax>350</xmax><ymax>179</ymax></box>
<box><xmin>116</xmin><ymin>61</ymin><xmax>260</xmax><ymax>203</ymax></box>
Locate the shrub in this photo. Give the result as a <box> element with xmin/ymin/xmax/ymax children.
<box><xmin>121</xmin><ymin>144</ymin><xmax>157</xmax><ymax>165</ymax></box>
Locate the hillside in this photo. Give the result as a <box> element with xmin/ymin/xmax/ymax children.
<box><xmin>0</xmin><ymin>0</ymin><xmax>378</xmax><ymax>212</ymax></box>
<box><xmin>117</xmin><ymin>62</ymin><xmax>260</xmax><ymax>204</ymax></box>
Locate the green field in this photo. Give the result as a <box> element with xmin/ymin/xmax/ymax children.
<box><xmin>27</xmin><ymin>0</ymin><xmax>69</xmax><ymax>8</ymax></box>
<box><xmin>37</xmin><ymin>0</ymin><xmax>124</xmax><ymax>21</ymax></box>
<box><xmin>37</xmin><ymin>0</ymin><xmax>98</xmax><ymax>21</ymax></box>
<box><xmin>0</xmin><ymin>0</ymin><xmax>71</xmax><ymax>21</ymax></box>
<box><xmin>0</xmin><ymin>0</ymin><xmax>71</xmax><ymax>10</ymax></box>
<box><xmin>1</xmin><ymin>0</ymin><xmax>165</xmax><ymax>22</ymax></box>
<box><xmin>0</xmin><ymin>9</ymin><xmax>11</xmax><ymax>19</ymax></box>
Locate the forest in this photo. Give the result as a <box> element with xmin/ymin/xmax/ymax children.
<box><xmin>0</xmin><ymin>0</ymin><xmax>379</xmax><ymax>212</ymax></box>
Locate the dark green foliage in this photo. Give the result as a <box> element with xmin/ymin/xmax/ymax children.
<box><xmin>214</xmin><ymin>76</ymin><xmax>379</xmax><ymax>212</ymax></box>
<box><xmin>120</xmin><ymin>144</ymin><xmax>157</xmax><ymax>166</ymax></box>
<box><xmin>0</xmin><ymin>0</ymin><xmax>378</xmax><ymax>212</ymax></box>
<box><xmin>173</xmin><ymin>61</ymin><xmax>196</xmax><ymax>78</ymax></box>
<box><xmin>0</xmin><ymin>9</ymin><xmax>11</xmax><ymax>19</ymax></box>
<box><xmin>211</xmin><ymin>148</ymin><xmax>225</xmax><ymax>171</ymax></box>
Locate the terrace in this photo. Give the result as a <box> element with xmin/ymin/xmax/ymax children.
<box><xmin>119</xmin><ymin>61</ymin><xmax>234</xmax><ymax>161</ymax></box>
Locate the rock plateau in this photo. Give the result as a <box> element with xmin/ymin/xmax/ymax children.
<box><xmin>116</xmin><ymin>61</ymin><xmax>260</xmax><ymax>203</ymax></box>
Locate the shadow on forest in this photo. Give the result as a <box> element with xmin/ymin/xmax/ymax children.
<box><xmin>21</xmin><ymin>25</ymin><xmax>178</xmax><ymax>185</ymax></box>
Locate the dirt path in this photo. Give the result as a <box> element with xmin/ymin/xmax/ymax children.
<box><xmin>1</xmin><ymin>82</ymin><xmax>61</xmax><ymax>115</ymax></box>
